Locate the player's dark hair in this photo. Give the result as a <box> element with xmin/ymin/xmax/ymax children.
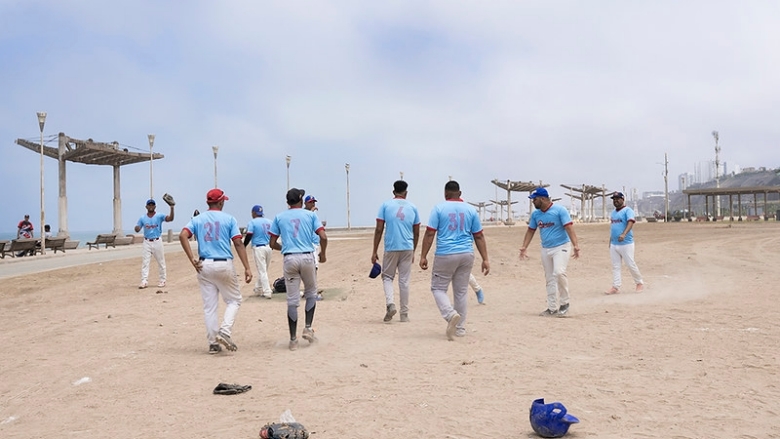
<box><xmin>445</xmin><ymin>180</ymin><xmax>460</xmax><ymax>192</ymax></box>
<box><xmin>286</xmin><ymin>188</ymin><xmax>305</xmax><ymax>206</ymax></box>
<box><xmin>393</xmin><ymin>180</ymin><xmax>408</xmax><ymax>193</ymax></box>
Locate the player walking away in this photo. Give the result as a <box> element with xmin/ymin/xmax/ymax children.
<box><xmin>243</xmin><ymin>205</ymin><xmax>274</xmax><ymax>298</ymax></box>
<box><xmin>519</xmin><ymin>187</ymin><xmax>581</xmax><ymax>317</ymax></box>
<box><xmin>178</xmin><ymin>188</ymin><xmax>252</xmax><ymax>355</ymax></box>
<box><xmin>469</xmin><ymin>273</ymin><xmax>485</xmax><ymax>304</ymax></box>
<box><xmin>371</xmin><ymin>180</ymin><xmax>421</xmax><ymax>323</ymax></box>
<box><xmin>270</xmin><ymin>188</ymin><xmax>328</xmax><ymax>351</ymax></box>
<box><xmin>420</xmin><ymin>180</ymin><xmax>490</xmax><ymax>340</ymax></box>
<box><xmin>303</xmin><ymin>194</ymin><xmax>324</xmax><ymax>300</ymax></box>
<box><xmin>134</xmin><ymin>198</ymin><xmax>174</xmax><ymax>289</ymax></box>
<box><xmin>606</xmin><ymin>191</ymin><xmax>644</xmax><ymax>294</ymax></box>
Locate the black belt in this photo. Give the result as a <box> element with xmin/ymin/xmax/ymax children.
<box><xmin>254</xmin><ymin>244</ymin><xmax>268</xmax><ymax>247</ymax></box>
<box><xmin>284</xmin><ymin>251</ymin><xmax>312</xmax><ymax>255</ymax></box>
<box><xmin>199</xmin><ymin>258</ymin><xmax>228</xmax><ymax>261</ymax></box>
<box><xmin>146</xmin><ymin>238</ymin><xmax>159</xmax><ymax>241</ymax></box>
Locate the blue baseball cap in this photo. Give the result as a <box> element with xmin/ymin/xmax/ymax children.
<box><xmin>369</xmin><ymin>262</ymin><xmax>381</xmax><ymax>279</ymax></box>
<box><xmin>146</xmin><ymin>199</ymin><xmax>156</xmax><ymax>205</ymax></box>
<box><xmin>610</xmin><ymin>191</ymin><xmax>625</xmax><ymax>199</ymax></box>
<box><xmin>304</xmin><ymin>195</ymin><xmax>317</xmax><ymax>203</ymax></box>
<box><xmin>252</xmin><ymin>205</ymin><xmax>264</xmax><ymax>216</ymax></box>
<box><xmin>528</xmin><ymin>188</ymin><xmax>549</xmax><ymax>199</ymax></box>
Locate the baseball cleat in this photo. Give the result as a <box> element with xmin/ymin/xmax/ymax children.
<box><xmin>216</xmin><ymin>331</ymin><xmax>237</xmax><ymax>351</ymax></box>
<box><xmin>558</xmin><ymin>303</ymin><xmax>570</xmax><ymax>316</ymax></box>
<box><xmin>539</xmin><ymin>308</ymin><xmax>558</xmax><ymax>317</ymax></box>
<box><xmin>635</xmin><ymin>284</ymin><xmax>645</xmax><ymax>293</ymax></box>
<box><xmin>605</xmin><ymin>286</ymin><xmax>620</xmax><ymax>295</ymax></box>
<box><xmin>208</xmin><ymin>343</ymin><xmax>222</xmax><ymax>355</ymax></box>
<box><xmin>138</xmin><ymin>282</ymin><xmax>148</xmax><ymax>289</ymax></box>
<box><xmin>302</xmin><ymin>327</ymin><xmax>317</xmax><ymax>343</ymax></box>
<box><xmin>289</xmin><ymin>338</ymin><xmax>299</xmax><ymax>351</ymax></box>
<box><xmin>383</xmin><ymin>303</ymin><xmax>397</xmax><ymax>322</ymax></box>
<box><xmin>446</xmin><ymin>313</ymin><xmax>461</xmax><ymax>341</ymax></box>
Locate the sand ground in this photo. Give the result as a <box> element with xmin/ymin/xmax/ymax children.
<box><xmin>1</xmin><ymin>221</ymin><xmax>778</xmax><ymax>438</ymax></box>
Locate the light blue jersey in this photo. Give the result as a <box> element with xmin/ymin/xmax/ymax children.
<box><xmin>310</xmin><ymin>211</ymin><xmax>321</xmax><ymax>246</ymax></box>
<box><xmin>137</xmin><ymin>213</ymin><xmax>167</xmax><ymax>239</ymax></box>
<box><xmin>427</xmin><ymin>200</ymin><xmax>482</xmax><ymax>255</ymax></box>
<box><xmin>377</xmin><ymin>197</ymin><xmax>420</xmax><ymax>251</ymax></box>
<box><xmin>246</xmin><ymin>217</ymin><xmax>272</xmax><ymax>246</ymax></box>
<box><xmin>528</xmin><ymin>203</ymin><xmax>572</xmax><ymax>248</ymax></box>
<box><xmin>183</xmin><ymin>210</ymin><xmax>241</xmax><ymax>259</ymax></box>
<box><xmin>270</xmin><ymin>207</ymin><xmax>323</xmax><ymax>254</ymax></box>
<box><xmin>610</xmin><ymin>206</ymin><xmax>636</xmax><ymax>245</ymax></box>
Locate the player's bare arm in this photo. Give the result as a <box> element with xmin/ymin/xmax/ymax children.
<box><xmin>317</xmin><ymin>229</ymin><xmax>328</xmax><ymax>263</ymax></box>
<box><xmin>269</xmin><ymin>235</ymin><xmax>282</xmax><ymax>252</ymax></box>
<box><xmin>232</xmin><ymin>236</ymin><xmax>253</xmax><ymax>283</ymax></box>
<box><xmin>473</xmin><ymin>232</ymin><xmax>490</xmax><ymax>275</ymax></box>
<box><xmin>419</xmin><ymin>228</ymin><xmax>436</xmax><ymax>270</ymax></box>
<box><xmin>371</xmin><ymin>219</ymin><xmax>384</xmax><ymax>264</ymax></box>
<box><xmin>564</xmin><ymin>224</ymin><xmax>580</xmax><ymax>259</ymax></box>
<box><xmin>178</xmin><ymin>229</ymin><xmax>202</xmax><ymax>272</ymax></box>
<box><xmin>519</xmin><ymin>228</ymin><xmax>536</xmax><ymax>260</ymax></box>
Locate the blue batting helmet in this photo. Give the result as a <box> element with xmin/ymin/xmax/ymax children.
<box><xmin>529</xmin><ymin>398</ymin><xmax>579</xmax><ymax>438</ymax></box>
<box><xmin>369</xmin><ymin>262</ymin><xmax>381</xmax><ymax>279</ymax></box>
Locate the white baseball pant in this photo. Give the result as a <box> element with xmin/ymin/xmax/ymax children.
<box><xmin>252</xmin><ymin>245</ymin><xmax>273</xmax><ymax>295</ymax></box>
<box><xmin>610</xmin><ymin>243</ymin><xmax>643</xmax><ymax>288</ymax></box>
<box><xmin>197</xmin><ymin>259</ymin><xmax>242</xmax><ymax>345</ymax></box>
<box><xmin>140</xmin><ymin>238</ymin><xmax>166</xmax><ymax>284</ymax></box>
<box><xmin>540</xmin><ymin>242</ymin><xmax>571</xmax><ymax>311</ymax></box>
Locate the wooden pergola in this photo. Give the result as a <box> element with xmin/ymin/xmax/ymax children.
<box><xmin>561</xmin><ymin>184</ymin><xmax>610</xmax><ymax>222</ymax></box>
<box><xmin>682</xmin><ymin>186</ymin><xmax>780</xmax><ymax>221</ymax></box>
<box><xmin>15</xmin><ymin>132</ymin><xmax>163</xmax><ymax>237</ymax></box>
<box><xmin>491</xmin><ymin>179</ymin><xmax>547</xmax><ymax>225</ymax></box>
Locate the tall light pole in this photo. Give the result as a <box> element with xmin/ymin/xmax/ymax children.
<box><xmin>712</xmin><ymin>130</ymin><xmax>721</xmax><ymax>219</ymax></box>
<box><xmin>37</xmin><ymin>112</ymin><xmax>47</xmax><ymax>255</ymax></box>
<box><xmin>148</xmin><ymin>134</ymin><xmax>155</xmax><ymax>198</ymax></box>
<box><xmin>345</xmin><ymin>163</ymin><xmax>351</xmax><ymax>230</ymax></box>
<box><xmin>212</xmin><ymin>146</ymin><xmax>219</xmax><ymax>188</ymax></box>
<box><xmin>663</xmin><ymin>152</ymin><xmax>669</xmax><ymax>223</ymax></box>
<box><xmin>286</xmin><ymin>155</ymin><xmax>291</xmax><ymax>190</ymax></box>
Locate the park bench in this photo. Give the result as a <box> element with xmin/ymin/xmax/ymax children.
<box><xmin>86</xmin><ymin>234</ymin><xmax>117</xmax><ymax>250</ymax></box>
<box><xmin>39</xmin><ymin>236</ymin><xmax>67</xmax><ymax>254</ymax></box>
<box><xmin>0</xmin><ymin>238</ymin><xmax>40</xmax><ymax>258</ymax></box>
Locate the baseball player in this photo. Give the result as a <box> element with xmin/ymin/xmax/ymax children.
<box><xmin>303</xmin><ymin>194</ymin><xmax>324</xmax><ymax>300</ymax></box>
<box><xmin>519</xmin><ymin>187</ymin><xmax>581</xmax><ymax>317</ymax></box>
<box><xmin>269</xmin><ymin>188</ymin><xmax>328</xmax><ymax>351</ymax></box>
<box><xmin>134</xmin><ymin>198</ymin><xmax>174</xmax><ymax>289</ymax></box>
<box><xmin>243</xmin><ymin>205</ymin><xmax>274</xmax><ymax>298</ymax></box>
<box><xmin>178</xmin><ymin>188</ymin><xmax>252</xmax><ymax>355</ymax></box>
<box><xmin>371</xmin><ymin>179</ymin><xmax>420</xmax><ymax>323</ymax></box>
<box><xmin>606</xmin><ymin>191</ymin><xmax>644</xmax><ymax>294</ymax></box>
<box><xmin>420</xmin><ymin>180</ymin><xmax>490</xmax><ymax>340</ymax></box>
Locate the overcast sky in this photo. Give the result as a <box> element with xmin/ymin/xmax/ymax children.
<box><xmin>2</xmin><ymin>1</ymin><xmax>778</xmax><ymax>234</ymax></box>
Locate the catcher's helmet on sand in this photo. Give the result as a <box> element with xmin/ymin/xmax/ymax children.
<box><xmin>529</xmin><ymin>398</ymin><xmax>579</xmax><ymax>438</ymax></box>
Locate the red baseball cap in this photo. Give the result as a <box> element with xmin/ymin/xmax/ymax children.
<box><xmin>207</xmin><ymin>188</ymin><xmax>229</xmax><ymax>203</ymax></box>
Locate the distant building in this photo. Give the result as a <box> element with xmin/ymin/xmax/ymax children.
<box><xmin>678</xmin><ymin>173</ymin><xmax>695</xmax><ymax>191</ymax></box>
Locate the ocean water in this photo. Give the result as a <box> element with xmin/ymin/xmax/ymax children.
<box><xmin>0</xmin><ymin>230</ymin><xmax>133</xmax><ymax>249</ymax></box>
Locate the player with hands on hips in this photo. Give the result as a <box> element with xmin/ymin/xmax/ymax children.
<box><xmin>606</xmin><ymin>191</ymin><xmax>644</xmax><ymax>294</ymax></box>
<box><xmin>419</xmin><ymin>180</ymin><xmax>489</xmax><ymax>340</ymax></box>
<box><xmin>178</xmin><ymin>188</ymin><xmax>252</xmax><ymax>355</ymax></box>
<box><xmin>135</xmin><ymin>197</ymin><xmax>174</xmax><ymax>289</ymax></box>
<box><xmin>519</xmin><ymin>187</ymin><xmax>580</xmax><ymax>317</ymax></box>
<box><xmin>269</xmin><ymin>188</ymin><xmax>328</xmax><ymax>351</ymax></box>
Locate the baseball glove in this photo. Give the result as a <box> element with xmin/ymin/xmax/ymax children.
<box><xmin>259</xmin><ymin>422</ymin><xmax>309</xmax><ymax>439</ymax></box>
<box><xmin>162</xmin><ymin>193</ymin><xmax>176</xmax><ymax>206</ymax></box>
<box><xmin>213</xmin><ymin>383</ymin><xmax>252</xmax><ymax>395</ymax></box>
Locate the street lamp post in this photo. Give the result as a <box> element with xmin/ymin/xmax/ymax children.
<box><xmin>37</xmin><ymin>112</ymin><xmax>47</xmax><ymax>255</ymax></box>
<box><xmin>148</xmin><ymin>134</ymin><xmax>155</xmax><ymax>198</ymax></box>
<box><xmin>212</xmin><ymin>146</ymin><xmax>219</xmax><ymax>188</ymax></box>
<box><xmin>663</xmin><ymin>152</ymin><xmax>669</xmax><ymax>223</ymax></box>
<box><xmin>712</xmin><ymin>130</ymin><xmax>721</xmax><ymax>220</ymax></box>
<box><xmin>345</xmin><ymin>163</ymin><xmax>351</xmax><ymax>230</ymax></box>
<box><xmin>286</xmin><ymin>155</ymin><xmax>291</xmax><ymax>190</ymax></box>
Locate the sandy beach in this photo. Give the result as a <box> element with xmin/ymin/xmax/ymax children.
<box><xmin>1</xmin><ymin>221</ymin><xmax>779</xmax><ymax>438</ymax></box>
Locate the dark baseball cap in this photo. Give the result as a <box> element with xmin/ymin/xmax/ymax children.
<box><xmin>611</xmin><ymin>191</ymin><xmax>625</xmax><ymax>199</ymax></box>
